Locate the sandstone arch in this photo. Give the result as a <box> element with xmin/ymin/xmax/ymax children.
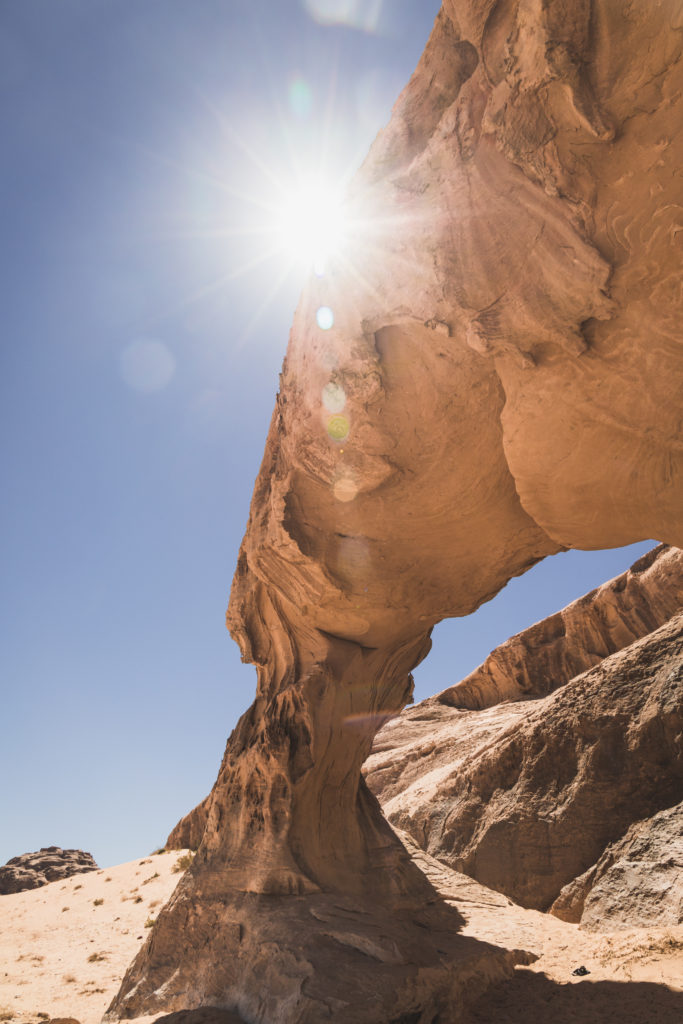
<box><xmin>108</xmin><ymin>2</ymin><xmax>682</xmax><ymax>1021</ymax></box>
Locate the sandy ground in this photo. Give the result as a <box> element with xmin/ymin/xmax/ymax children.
<box><xmin>1</xmin><ymin>845</ymin><xmax>681</xmax><ymax>1024</ymax></box>
<box><xmin>410</xmin><ymin>841</ymin><xmax>683</xmax><ymax>1024</ymax></box>
<box><xmin>0</xmin><ymin>851</ymin><xmax>190</xmax><ymax>1024</ymax></box>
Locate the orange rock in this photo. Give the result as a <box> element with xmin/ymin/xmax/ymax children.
<box><xmin>108</xmin><ymin>3</ymin><xmax>683</xmax><ymax>1020</ymax></box>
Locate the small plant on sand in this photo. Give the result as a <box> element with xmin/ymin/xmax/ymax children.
<box><xmin>63</xmin><ymin>974</ymin><xmax>77</xmax><ymax>984</ymax></box>
<box><xmin>0</xmin><ymin>1008</ymin><xmax>14</xmax><ymax>1022</ymax></box>
<box><xmin>142</xmin><ymin>871</ymin><xmax>160</xmax><ymax>885</ymax></box>
<box><xmin>134</xmin><ymin>895</ymin><xmax>143</xmax><ymax>904</ymax></box>
<box><xmin>61</xmin><ymin>906</ymin><xmax>69</xmax><ymax>912</ymax></box>
<box><xmin>37</xmin><ymin>1014</ymin><xmax>49</xmax><ymax>1020</ymax></box>
<box><xmin>172</xmin><ymin>852</ymin><xmax>195</xmax><ymax>874</ymax></box>
<box><xmin>93</xmin><ymin>898</ymin><xmax>104</xmax><ymax>906</ymax></box>
<box><xmin>144</xmin><ymin>917</ymin><xmax>155</xmax><ymax>928</ymax></box>
<box><xmin>74</xmin><ymin>883</ymin><xmax>82</xmax><ymax>890</ymax></box>
<box><xmin>87</xmin><ymin>952</ymin><xmax>107</xmax><ymax>962</ymax></box>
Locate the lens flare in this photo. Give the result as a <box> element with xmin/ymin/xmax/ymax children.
<box><xmin>316</xmin><ymin>306</ymin><xmax>335</xmax><ymax>330</ymax></box>
<box><xmin>322</xmin><ymin>381</ymin><xmax>346</xmax><ymax>413</ymax></box>
<box><xmin>327</xmin><ymin>414</ymin><xmax>350</xmax><ymax>441</ymax></box>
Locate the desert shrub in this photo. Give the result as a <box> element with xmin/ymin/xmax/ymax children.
<box><xmin>172</xmin><ymin>852</ymin><xmax>195</xmax><ymax>874</ymax></box>
<box><xmin>93</xmin><ymin>898</ymin><xmax>104</xmax><ymax>906</ymax></box>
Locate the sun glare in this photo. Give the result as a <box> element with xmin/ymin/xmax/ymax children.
<box><xmin>274</xmin><ymin>179</ymin><xmax>348</xmax><ymax>274</ymax></box>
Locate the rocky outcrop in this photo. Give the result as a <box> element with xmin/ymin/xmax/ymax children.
<box><xmin>109</xmin><ymin>2</ymin><xmax>683</xmax><ymax>1021</ymax></box>
<box><xmin>551</xmin><ymin>800</ymin><xmax>683</xmax><ymax>930</ymax></box>
<box><xmin>166</xmin><ymin>794</ymin><xmax>210</xmax><ymax>852</ymax></box>
<box><xmin>441</xmin><ymin>545</ymin><xmax>683</xmax><ymax>709</ymax></box>
<box><xmin>367</xmin><ymin>614</ymin><xmax>683</xmax><ymax>913</ymax></box>
<box><xmin>0</xmin><ymin>847</ymin><xmax>98</xmax><ymax>895</ymax></box>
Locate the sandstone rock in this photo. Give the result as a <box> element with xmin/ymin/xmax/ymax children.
<box><xmin>109</xmin><ymin>2</ymin><xmax>683</xmax><ymax>1020</ymax></box>
<box><xmin>441</xmin><ymin>545</ymin><xmax>683</xmax><ymax>710</ymax></box>
<box><xmin>551</xmin><ymin>800</ymin><xmax>683</xmax><ymax>930</ymax></box>
<box><xmin>0</xmin><ymin>847</ymin><xmax>98</xmax><ymax>895</ymax></box>
<box><xmin>168</xmin><ymin>545</ymin><xmax>682</xmax><ymax>852</ymax></box>
<box><xmin>166</xmin><ymin>794</ymin><xmax>210</xmax><ymax>852</ymax></box>
<box><xmin>367</xmin><ymin>615</ymin><xmax>683</xmax><ymax>913</ymax></box>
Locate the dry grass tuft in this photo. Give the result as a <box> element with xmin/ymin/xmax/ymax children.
<box><xmin>172</xmin><ymin>852</ymin><xmax>195</xmax><ymax>874</ymax></box>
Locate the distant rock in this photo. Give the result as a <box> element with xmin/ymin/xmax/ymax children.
<box><xmin>439</xmin><ymin>544</ymin><xmax>682</xmax><ymax>709</ymax></box>
<box><xmin>0</xmin><ymin>847</ymin><xmax>98</xmax><ymax>895</ymax></box>
<box><xmin>551</xmin><ymin>800</ymin><xmax>683</xmax><ymax>930</ymax></box>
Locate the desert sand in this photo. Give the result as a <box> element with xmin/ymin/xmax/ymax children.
<box><xmin>1</xmin><ymin>841</ymin><xmax>681</xmax><ymax>1024</ymax></box>
<box><xmin>0</xmin><ymin>851</ymin><xmax>190</xmax><ymax>1024</ymax></box>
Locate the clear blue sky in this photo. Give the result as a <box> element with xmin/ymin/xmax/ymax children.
<box><xmin>1</xmin><ymin>0</ymin><xmax>655</xmax><ymax>869</ymax></box>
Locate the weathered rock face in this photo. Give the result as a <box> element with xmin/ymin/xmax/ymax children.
<box><xmin>166</xmin><ymin>794</ymin><xmax>210</xmax><ymax>853</ymax></box>
<box><xmin>0</xmin><ymin>847</ymin><xmax>98</xmax><ymax>895</ymax></box>
<box><xmin>442</xmin><ymin>545</ymin><xmax>683</xmax><ymax>709</ymax></box>
<box><xmin>109</xmin><ymin>2</ymin><xmax>683</xmax><ymax>1021</ymax></box>
<box><xmin>551</xmin><ymin>800</ymin><xmax>683</xmax><ymax>930</ymax></box>
<box><xmin>367</xmin><ymin>614</ymin><xmax>683</xmax><ymax>913</ymax></box>
<box><xmin>168</xmin><ymin>544</ymin><xmax>682</xmax><ymax>853</ymax></box>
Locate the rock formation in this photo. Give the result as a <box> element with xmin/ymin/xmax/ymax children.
<box><xmin>0</xmin><ymin>847</ymin><xmax>98</xmax><ymax>895</ymax></box>
<box><xmin>441</xmin><ymin>544</ymin><xmax>683</xmax><ymax>709</ymax></box>
<box><xmin>108</xmin><ymin>2</ymin><xmax>683</xmax><ymax>1021</ymax></box>
<box><xmin>168</xmin><ymin>545</ymin><xmax>683</xmax><ymax>854</ymax></box>
<box><xmin>551</xmin><ymin>799</ymin><xmax>683</xmax><ymax>930</ymax></box>
<box><xmin>367</xmin><ymin>612</ymin><xmax>683</xmax><ymax>914</ymax></box>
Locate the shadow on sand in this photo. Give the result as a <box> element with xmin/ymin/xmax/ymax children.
<box><xmin>463</xmin><ymin>969</ymin><xmax>683</xmax><ymax>1023</ymax></box>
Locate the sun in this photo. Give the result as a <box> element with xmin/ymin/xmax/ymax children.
<box><xmin>273</xmin><ymin>178</ymin><xmax>348</xmax><ymax>275</ymax></box>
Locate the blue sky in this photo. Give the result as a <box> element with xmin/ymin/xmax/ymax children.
<box><xmin>0</xmin><ymin>0</ymin><xmax>655</xmax><ymax>869</ymax></box>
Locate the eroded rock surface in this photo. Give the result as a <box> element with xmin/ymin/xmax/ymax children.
<box><xmin>551</xmin><ymin>800</ymin><xmax>683</xmax><ymax>930</ymax></box>
<box><xmin>109</xmin><ymin>2</ymin><xmax>683</xmax><ymax>1021</ymax></box>
<box><xmin>0</xmin><ymin>847</ymin><xmax>98</xmax><ymax>895</ymax></box>
<box><xmin>169</xmin><ymin>545</ymin><xmax>683</xmax><ymax>854</ymax></box>
<box><xmin>367</xmin><ymin>615</ymin><xmax>683</xmax><ymax>913</ymax></box>
<box><xmin>441</xmin><ymin>545</ymin><xmax>683</xmax><ymax>710</ymax></box>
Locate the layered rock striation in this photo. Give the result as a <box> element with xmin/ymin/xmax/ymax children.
<box><xmin>367</xmin><ymin>613</ymin><xmax>683</xmax><ymax>915</ymax></box>
<box><xmin>109</xmin><ymin>2</ymin><xmax>683</xmax><ymax>1021</ymax></box>
<box><xmin>0</xmin><ymin>847</ymin><xmax>98</xmax><ymax>895</ymax></box>
<box><xmin>440</xmin><ymin>544</ymin><xmax>683</xmax><ymax>709</ymax></box>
